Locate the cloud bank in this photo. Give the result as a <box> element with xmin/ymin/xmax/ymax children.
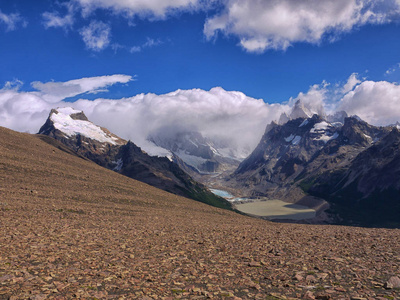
<box><xmin>72</xmin><ymin>87</ymin><xmax>288</xmax><ymax>153</ymax></box>
<box><xmin>0</xmin><ymin>75</ymin><xmax>289</xmax><ymax>154</ymax></box>
<box><xmin>2</xmin><ymin>74</ymin><xmax>400</xmax><ymax>156</ymax></box>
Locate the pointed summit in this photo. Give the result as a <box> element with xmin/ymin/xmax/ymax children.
<box><xmin>278</xmin><ymin>112</ymin><xmax>290</xmax><ymax>125</ymax></box>
<box><xmin>277</xmin><ymin>100</ymin><xmax>315</xmax><ymax>126</ymax></box>
<box><xmin>290</xmin><ymin>99</ymin><xmax>313</xmax><ymax>120</ymax></box>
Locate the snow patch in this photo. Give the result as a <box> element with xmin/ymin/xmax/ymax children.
<box><xmin>310</xmin><ymin>121</ymin><xmax>330</xmax><ymax>133</ymax></box>
<box><xmin>315</xmin><ymin>132</ymin><xmax>339</xmax><ymax>143</ymax></box>
<box><xmin>113</xmin><ymin>158</ymin><xmax>123</xmax><ymax>171</ymax></box>
<box><xmin>331</xmin><ymin>122</ymin><xmax>343</xmax><ymax>128</ymax></box>
<box><xmin>51</xmin><ymin>108</ymin><xmax>118</xmax><ymax>144</ymax></box>
<box><xmin>140</xmin><ymin>140</ymin><xmax>173</xmax><ymax>159</ymax></box>
<box><xmin>292</xmin><ymin>136</ymin><xmax>301</xmax><ymax>145</ymax></box>
<box><xmin>284</xmin><ymin>134</ymin><xmax>295</xmax><ymax>142</ymax></box>
<box><xmin>299</xmin><ymin>119</ymin><xmax>309</xmax><ymax>127</ymax></box>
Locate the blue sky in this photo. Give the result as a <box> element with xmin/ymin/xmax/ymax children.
<box><xmin>2</xmin><ymin>0</ymin><xmax>400</xmax><ymax>150</ymax></box>
<box><xmin>1</xmin><ymin>0</ymin><xmax>400</xmax><ymax>102</ymax></box>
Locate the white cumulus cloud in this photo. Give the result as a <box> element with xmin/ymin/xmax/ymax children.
<box><xmin>79</xmin><ymin>20</ymin><xmax>111</xmax><ymax>51</ymax></box>
<box><xmin>339</xmin><ymin>80</ymin><xmax>400</xmax><ymax>125</ymax></box>
<box><xmin>0</xmin><ymin>89</ymin><xmax>52</xmax><ymax>133</ymax></box>
<box><xmin>204</xmin><ymin>0</ymin><xmax>397</xmax><ymax>52</ymax></box>
<box><xmin>288</xmin><ymin>74</ymin><xmax>400</xmax><ymax>126</ymax></box>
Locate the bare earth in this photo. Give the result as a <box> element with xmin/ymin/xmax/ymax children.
<box><xmin>1</xmin><ymin>126</ymin><xmax>400</xmax><ymax>300</ymax></box>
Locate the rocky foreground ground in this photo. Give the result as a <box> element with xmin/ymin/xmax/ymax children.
<box><xmin>1</xmin><ymin>127</ymin><xmax>400</xmax><ymax>300</ymax></box>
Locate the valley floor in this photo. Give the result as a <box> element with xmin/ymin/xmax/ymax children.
<box><xmin>234</xmin><ymin>199</ymin><xmax>316</xmax><ymax>221</ymax></box>
<box><xmin>1</xmin><ymin>127</ymin><xmax>400</xmax><ymax>299</ymax></box>
<box><xmin>2</xmin><ymin>196</ymin><xmax>400</xmax><ymax>300</ymax></box>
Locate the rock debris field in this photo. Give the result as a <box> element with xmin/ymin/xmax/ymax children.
<box><xmin>0</xmin><ymin>127</ymin><xmax>400</xmax><ymax>300</ymax></box>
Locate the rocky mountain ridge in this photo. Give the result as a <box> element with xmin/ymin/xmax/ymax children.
<box><xmin>304</xmin><ymin>126</ymin><xmax>400</xmax><ymax>226</ymax></box>
<box><xmin>38</xmin><ymin>107</ymin><xmax>231</xmax><ymax>210</ymax></box>
<box><xmin>228</xmin><ymin>100</ymin><xmax>398</xmax><ymax>226</ymax></box>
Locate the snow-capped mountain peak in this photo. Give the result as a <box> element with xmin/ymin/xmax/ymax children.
<box><xmin>41</xmin><ymin>107</ymin><xmax>124</xmax><ymax>145</ymax></box>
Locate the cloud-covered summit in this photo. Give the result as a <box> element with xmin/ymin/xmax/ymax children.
<box><xmin>1</xmin><ymin>73</ymin><xmax>400</xmax><ymax>156</ymax></box>
<box><xmin>0</xmin><ymin>75</ymin><xmax>289</xmax><ymax>154</ymax></box>
<box><xmin>73</xmin><ymin>87</ymin><xmax>289</xmax><ymax>154</ymax></box>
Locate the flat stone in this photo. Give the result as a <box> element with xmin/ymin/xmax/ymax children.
<box><xmin>384</xmin><ymin>276</ymin><xmax>400</xmax><ymax>289</ymax></box>
<box><xmin>293</xmin><ymin>274</ymin><xmax>304</xmax><ymax>281</ymax></box>
<box><xmin>248</xmin><ymin>261</ymin><xmax>261</xmax><ymax>267</ymax></box>
<box><xmin>303</xmin><ymin>290</ymin><xmax>315</xmax><ymax>300</ymax></box>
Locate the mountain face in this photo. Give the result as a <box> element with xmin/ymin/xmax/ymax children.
<box><xmin>304</xmin><ymin>127</ymin><xmax>400</xmax><ymax>227</ymax></box>
<box><xmin>148</xmin><ymin>130</ymin><xmax>246</xmax><ymax>175</ymax></box>
<box><xmin>229</xmin><ymin>102</ymin><xmax>399</xmax><ymax>226</ymax></box>
<box><xmin>39</xmin><ymin>108</ymin><xmax>125</xmax><ymax>168</ymax></box>
<box><xmin>38</xmin><ymin>108</ymin><xmax>231</xmax><ymax>210</ymax></box>
<box><xmin>232</xmin><ymin>114</ymin><xmax>346</xmax><ymax>195</ymax></box>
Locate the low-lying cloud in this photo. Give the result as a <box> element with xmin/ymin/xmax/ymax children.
<box><xmin>2</xmin><ymin>74</ymin><xmax>400</xmax><ymax>157</ymax></box>
<box><xmin>72</xmin><ymin>87</ymin><xmax>289</xmax><ymax>153</ymax></box>
<box><xmin>0</xmin><ymin>75</ymin><xmax>289</xmax><ymax>154</ymax></box>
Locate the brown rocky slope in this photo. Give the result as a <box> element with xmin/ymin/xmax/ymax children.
<box><xmin>1</xmin><ymin>126</ymin><xmax>400</xmax><ymax>299</ymax></box>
